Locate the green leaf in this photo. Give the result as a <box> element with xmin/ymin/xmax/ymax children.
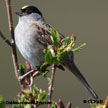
<box><xmin>52</xmin><ymin>56</ymin><xmax>59</xmax><ymax>65</ymax></box>
<box><xmin>51</xmin><ymin>101</ymin><xmax>56</xmax><ymax>108</ymax></box>
<box><xmin>59</xmin><ymin>36</ymin><xmax>75</xmax><ymax>53</ymax></box>
<box><xmin>23</xmin><ymin>89</ymin><xmax>32</xmax><ymax>95</ymax></box>
<box><xmin>12</xmin><ymin>104</ymin><xmax>18</xmax><ymax>108</ymax></box>
<box><xmin>50</xmin><ymin>28</ymin><xmax>60</xmax><ymax>46</ymax></box>
<box><xmin>20</xmin><ymin>93</ymin><xmax>30</xmax><ymax>102</ymax></box>
<box><xmin>41</xmin><ymin>93</ymin><xmax>48</xmax><ymax>102</ymax></box>
<box><xmin>90</xmin><ymin>103</ymin><xmax>97</xmax><ymax>108</ymax></box>
<box><xmin>39</xmin><ymin>90</ymin><xmax>48</xmax><ymax>102</ymax></box>
<box><xmin>40</xmin><ymin>62</ymin><xmax>49</xmax><ymax>72</ymax></box>
<box><xmin>42</xmin><ymin>70</ymin><xmax>49</xmax><ymax>77</ymax></box>
<box><xmin>19</xmin><ymin>64</ymin><xmax>27</xmax><ymax>75</ymax></box>
<box><xmin>57</xmin><ymin>51</ymin><xmax>68</xmax><ymax>61</ymax></box>
<box><xmin>63</xmin><ymin>37</ymin><xmax>75</xmax><ymax>52</ymax></box>
<box><xmin>33</xmin><ymin>85</ymin><xmax>39</xmax><ymax>99</ymax></box>
<box><xmin>48</xmin><ymin>45</ymin><xmax>54</xmax><ymax>55</ymax></box>
<box><xmin>47</xmin><ymin>77</ymin><xmax>51</xmax><ymax>85</ymax></box>
<box><xmin>45</xmin><ymin>45</ymin><xmax>59</xmax><ymax>65</ymax></box>
<box><xmin>12</xmin><ymin>104</ymin><xmax>23</xmax><ymax>108</ymax></box>
<box><xmin>62</xmin><ymin>37</ymin><xmax>71</xmax><ymax>46</ymax></box>
<box><xmin>40</xmin><ymin>63</ymin><xmax>50</xmax><ymax>77</ymax></box>
<box><xmin>51</xmin><ymin>104</ymin><xmax>56</xmax><ymax>108</ymax></box>
<box><xmin>23</xmin><ymin>89</ymin><xmax>32</xmax><ymax>101</ymax></box>
<box><xmin>24</xmin><ymin>104</ymin><xmax>31</xmax><ymax>108</ymax></box>
<box><xmin>20</xmin><ymin>94</ymin><xmax>26</xmax><ymax>102</ymax></box>
<box><xmin>0</xmin><ymin>96</ymin><xmax>5</xmax><ymax>108</ymax></box>
<box><xmin>43</xmin><ymin>49</ymin><xmax>47</xmax><ymax>54</ymax></box>
<box><xmin>12</xmin><ymin>104</ymin><xmax>19</xmax><ymax>108</ymax></box>
<box><xmin>45</xmin><ymin>46</ymin><xmax>54</xmax><ymax>64</ymax></box>
<box><xmin>72</xmin><ymin>43</ymin><xmax>86</xmax><ymax>52</ymax></box>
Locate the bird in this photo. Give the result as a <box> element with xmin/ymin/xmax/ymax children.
<box><xmin>15</xmin><ymin>5</ymin><xmax>98</xmax><ymax>99</ymax></box>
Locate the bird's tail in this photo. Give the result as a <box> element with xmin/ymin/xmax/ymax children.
<box><xmin>64</xmin><ymin>61</ymin><xmax>98</xmax><ymax>99</ymax></box>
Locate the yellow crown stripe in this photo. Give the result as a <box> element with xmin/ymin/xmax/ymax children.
<box><xmin>21</xmin><ymin>5</ymin><xmax>29</xmax><ymax>9</ymax></box>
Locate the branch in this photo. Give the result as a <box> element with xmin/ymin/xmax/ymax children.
<box><xmin>55</xmin><ymin>99</ymin><xmax>72</xmax><ymax>108</ymax></box>
<box><xmin>5</xmin><ymin>0</ymin><xmax>14</xmax><ymax>39</ymax></box>
<box><xmin>19</xmin><ymin>70</ymin><xmax>35</xmax><ymax>81</ymax></box>
<box><xmin>29</xmin><ymin>75</ymin><xmax>33</xmax><ymax>92</ymax></box>
<box><xmin>48</xmin><ymin>64</ymin><xmax>56</xmax><ymax>108</ymax></box>
<box><xmin>55</xmin><ymin>99</ymin><xmax>65</xmax><ymax>108</ymax></box>
<box><xmin>5</xmin><ymin>0</ymin><xmax>24</xmax><ymax>90</ymax></box>
<box><xmin>0</xmin><ymin>31</ymin><xmax>11</xmax><ymax>46</ymax></box>
<box><xmin>5</xmin><ymin>0</ymin><xmax>19</xmax><ymax>76</ymax></box>
<box><xmin>66</xmin><ymin>102</ymin><xmax>72</xmax><ymax>108</ymax></box>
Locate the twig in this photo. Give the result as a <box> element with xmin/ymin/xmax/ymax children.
<box><xmin>19</xmin><ymin>70</ymin><xmax>35</xmax><ymax>81</ymax></box>
<box><xmin>55</xmin><ymin>99</ymin><xmax>72</xmax><ymax>108</ymax></box>
<box><xmin>5</xmin><ymin>0</ymin><xmax>19</xmax><ymax>75</ymax></box>
<box><xmin>5</xmin><ymin>0</ymin><xmax>20</xmax><ymax>76</ymax></box>
<box><xmin>5</xmin><ymin>0</ymin><xmax>23</xmax><ymax>89</ymax></box>
<box><xmin>0</xmin><ymin>31</ymin><xmax>11</xmax><ymax>46</ymax></box>
<box><xmin>66</xmin><ymin>102</ymin><xmax>72</xmax><ymax>108</ymax></box>
<box><xmin>29</xmin><ymin>75</ymin><xmax>34</xmax><ymax>92</ymax></box>
<box><xmin>48</xmin><ymin>64</ymin><xmax>56</xmax><ymax>108</ymax></box>
<box><xmin>55</xmin><ymin>99</ymin><xmax>65</xmax><ymax>108</ymax></box>
<box><xmin>33</xmin><ymin>70</ymin><xmax>41</xmax><ymax>78</ymax></box>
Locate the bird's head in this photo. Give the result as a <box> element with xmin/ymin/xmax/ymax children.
<box><xmin>16</xmin><ymin>5</ymin><xmax>42</xmax><ymax>17</ymax></box>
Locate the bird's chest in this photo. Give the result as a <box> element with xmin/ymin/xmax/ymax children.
<box><xmin>15</xmin><ymin>23</ymin><xmax>45</xmax><ymax>66</ymax></box>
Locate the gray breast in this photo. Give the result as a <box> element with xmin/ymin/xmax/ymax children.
<box><xmin>15</xmin><ymin>22</ymin><xmax>45</xmax><ymax>66</ymax></box>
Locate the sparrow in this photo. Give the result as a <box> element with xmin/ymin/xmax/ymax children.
<box><xmin>15</xmin><ymin>5</ymin><xmax>98</xmax><ymax>99</ymax></box>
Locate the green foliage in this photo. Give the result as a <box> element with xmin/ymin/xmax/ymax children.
<box><xmin>72</xmin><ymin>43</ymin><xmax>86</xmax><ymax>52</ymax></box>
<box><xmin>90</xmin><ymin>103</ymin><xmax>97</xmax><ymax>108</ymax></box>
<box><xmin>42</xmin><ymin>70</ymin><xmax>49</xmax><ymax>77</ymax></box>
<box><xmin>12</xmin><ymin>104</ymin><xmax>23</xmax><ymax>108</ymax></box>
<box><xmin>62</xmin><ymin>36</ymin><xmax>75</xmax><ymax>52</ymax></box>
<box><xmin>51</xmin><ymin>101</ymin><xmax>56</xmax><ymax>108</ymax></box>
<box><xmin>13</xmin><ymin>84</ymin><xmax>48</xmax><ymax>108</ymax></box>
<box><xmin>38</xmin><ymin>89</ymin><xmax>48</xmax><ymax>102</ymax></box>
<box><xmin>34</xmin><ymin>85</ymin><xmax>48</xmax><ymax>102</ymax></box>
<box><xmin>18</xmin><ymin>84</ymin><xmax>48</xmax><ymax>105</ymax></box>
<box><xmin>23</xmin><ymin>89</ymin><xmax>32</xmax><ymax>95</ymax></box>
<box><xmin>44</xmin><ymin>28</ymin><xmax>86</xmax><ymax>67</ymax></box>
<box><xmin>44</xmin><ymin>45</ymin><xmax>53</xmax><ymax>64</ymax></box>
<box><xmin>44</xmin><ymin>45</ymin><xmax>59</xmax><ymax>65</ymax></box>
<box><xmin>33</xmin><ymin>84</ymin><xmax>38</xmax><ymax>99</ymax></box>
<box><xmin>50</xmin><ymin>28</ymin><xmax>60</xmax><ymax>46</ymax></box>
<box><xmin>40</xmin><ymin>63</ymin><xmax>49</xmax><ymax>72</ymax></box>
<box><xmin>19</xmin><ymin>64</ymin><xmax>27</xmax><ymax>75</ymax></box>
<box><xmin>20</xmin><ymin>89</ymin><xmax>33</xmax><ymax>102</ymax></box>
<box><xmin>0</xmin><ymin>96</ymin><xmax>5</xmax><ymax>108</ymax></box>
<box><xmin>57</xmin><ymin>51</ymin><xmax>68</xmax><ymax>62</ymax></box>
<box><xmin>24</xmin><ymin>104</ymin><xmax>31</xmax><ymax>108</ymax></box>
<box><xmin>62</xmin><ymin>37</ymin><xmax>71</xmax><ymax>46</ymax></box>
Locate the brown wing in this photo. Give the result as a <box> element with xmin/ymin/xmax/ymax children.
<box><xmin>32</xmin><ymin>23</ymin><xmax>65</xmax><ymax>47</ymax></box>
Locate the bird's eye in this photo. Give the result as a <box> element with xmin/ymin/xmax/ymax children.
<box><xmin>21</xmin><ymin>8</ymin><xmax>32</xmax><ymax>15</ymax></box>
<box><xmin>26</xmin><ymin>9</ymin><xmax>32</xmax><ymax>14</ymax></box>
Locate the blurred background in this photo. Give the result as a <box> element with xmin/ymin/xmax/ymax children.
<box><xmin>0</xmin><ymin>0</ymin><xmax>108</xmax><ymax>108</ymax></box>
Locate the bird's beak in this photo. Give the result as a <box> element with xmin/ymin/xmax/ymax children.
<box><xmin>15</xmin><ymin>9</ymin><xmax>23</xmax><ymax>16</ymax></box>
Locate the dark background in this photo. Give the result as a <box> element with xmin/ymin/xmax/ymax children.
<box><xmin>0</xmin><ymin>0</ymin><xmax>108</xmax><ymax>108</ymax></box>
